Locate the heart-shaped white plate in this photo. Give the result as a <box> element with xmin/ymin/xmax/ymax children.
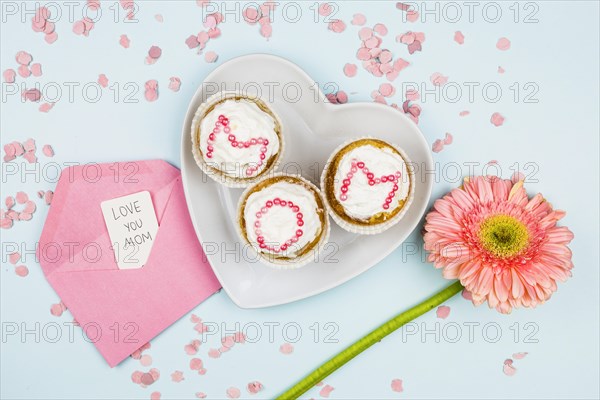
<box><xmin>181</xmin><ymin>54</ymin><xmax>433</xmax><ymax>308</ymax></box>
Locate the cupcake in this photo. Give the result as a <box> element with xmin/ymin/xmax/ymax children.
<box><xmin>237</xmin><ymin>174</ymin><xmax>330</xmax><ymax>268</ymax></box>
<box><xmin>191</xmin><ymin>91</ymin><xmax>284</xmax><ymax>187</ymax></box>
<box><xmin>321</xmin><ymin>137</ymin><xmax>414</xmax><ymax>234</ymax></box>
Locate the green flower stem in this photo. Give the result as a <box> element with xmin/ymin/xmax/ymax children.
<box><xmin>277</xmin><ymin>281</ymin><xmax>464</xmax><ymax>400</ymax></box>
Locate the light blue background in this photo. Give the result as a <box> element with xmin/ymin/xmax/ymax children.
<box><xmin>1</xmin><ymin>1</ymin><xmax>599</xmax><ymax>399</ymax></box>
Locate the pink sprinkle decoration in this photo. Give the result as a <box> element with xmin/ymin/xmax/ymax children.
<box><xmin>15</xmin><ymin>191</ymin><xmax>28</xmax><ymax>204</ymax></box>
<box><xmin>184</xmin><ymin>339</ymin><xmax>201</xmax><ymax>355</ymax></box>
<box><xmin>319</xmin><ymin>384</ymin><xmax>335</xmax><ymax>398</ymax></box>
<box><xmin>16</xmin><ymin>51</ymin><xmax>32</xmax><ymax>66</ymax></box>
<box><xmin>430</xmin><ymin>72</ymin><xmax>448</xmax><ymax>86</ymax></box>
<box><xmin>145</xmin><ymin>80</ymin><xmax>159</xmax><ymax>102</ymax></box>
<box><xmin>351</xmin><ymin>13</ymin><xmax>366</xmax><ymax>26</ymax></box>
<box><xmin>18</xmin><ymin>65</ymin><xmax>31</xmax><ymax>78</ymax></box>
<box><xmin>247</xmin><ymin>381</ymin><xmax>264</xmax><ymax>394</ymax></box>
<box><xmin>513</xmin><ymin>352</ymin><xmax>528</xmax><ymax>359</ymax></box>
<box><xmin>443</xmin><ymin>132</ymin><xmax>453</xmax><ymax>145</ymax></box>
<box><xmin>9</xmin><ymin>252</ymin><xmax>21</xmax><ymax>264</ymax></box>
<box><xmin>155</xmin><ymin>14</ymin><xmax>163</xmax><ymax>22</ymax></box>
<box><xmin>462</xmin><ymin>289</ymin><xmax>473</xmax><ymax>301</ymax></box>
<box><xmin>50</xmin><ymin>302</ymin><xmax>66</xmax><ymax>316</ymax></box>
<box><xmin>98</xmin><ymin>74</ymin><xmax>109</xmax><ymax>88</ymax></box>
<box><xmin>140</xmin><ymin>355</ymin><xmax>152</xmax><ymax>366</ymax></box>
<box><xmin>328</xmin><ymin>19</ymin><xmax>346</xmax><ymax>33</ymax></box>
<box><xmin>205</xmin><ymin>51</ymin><xmax>218</xmax><ymax>63</ymax></box>
<box><xmin>490</xmin><ymin>112</ymin><xmax>505</xmax><ymax>127</ymax></box>
<box><xmin>459</xmin><ymin>110</ymin><xmax>470</xmax><ymax>117</ymax></box>
<box><xmin>226</xmin><ymin>387</ymin><xmax>241</xmax><ymax>399</ymax></box>
<box><xmin>318</xmin><ymin>3</ymin><xmax>333</xmax><ymax>16</ymax></box>
<box><xmin>195</xmin><ymin>393</ymin><xmax>207</xmax><ymax>399</ymax></box>
<box><xmin>279</xmin><ymin>342</ymin><xmax>294</xmax><ymax>354</ymax></box>
<box><xmin>343</xmin><ymin>63</ymin><xmax>357</xmax><ymax>77</ymax></box>
<box><xmin>22</xmin><ymin>88</ymin><xmax>42</xmax><ymax>102</ymax></box>
<box><xmin>496</xmin><ymin>37</ymin><xmax>511</xmax><ymax>51</ymax></box>
<box><xmin>119</xmin><ymin>34</ymin><xmax>130</xmax><ymax>48</ymax></box>
<box><xmin>436</xmin><ymin>305</ymin><xmax>451</xmax><ymax>319</ymax></box>
<box><xmin>15</xmin><ymin>265</ymin><xmax>29</xmax><ymax>277</ymax></box>
<box><xmin>30</xmin><ymin>63</ymin><xmax>42</xmax><ymax>77</ymax></box>
<box><xmin>150</xmin><ymin>392</ymin><xmax>161</xmax><ymax>400</ymax></box>
<box><xmin>148</xmin><ymin>46</ymin><xmax>162</xmax><ymax>59</ymax></box>
<box><xmin>208</xmin><ymin>348</ymin><xmax>221</xmax><ymax>358</ymax></box>
<box><xmin>168</xmin><ymin>77</ymin><xmax>181</xmax><ymax>92</ymax></box>
<box><xmin>454</xmin><ymin>31</ymin><xmax>465</xmax><ymax>45</ymax></box>
<box><xmin>3</xmin><ymin>69</ymin><xmax>16</xmax><ymax>83</ymax></box>
<box><xmin>190</xmin><ymin>358</ymin><xmax>206</xmax><ymax>374</ymax></box>
<box><xmin>391</xmin><ymin>379</ymin><xmax>404</xmax><ymax>392</ymax></box>
<box><xmin>498</xmin><ymin>66</ymin><xmax>505</xmax><ymax>74</ymax></box>
<box><xmin>432</xmin><ymin>139</ymin><xmax>444</xmax><ymax>153</ymax></box>
<box><xmin>44</xmin><ymin>190</ymin><xmax>54</xmax><ymax>205</ymax></box>
<box><xmin>503</xmin><ymin>359</ymin><xmax>517</xmax><ymax>376</ymax></box>
<box><xmin>170</xmin><ymin>370</ymin><xmax>184</xmax><ymax>382</ymax></box>
<box><xmin>39</xmin><ymin>103</ymin><xmax>55</xmax><ymax>113</ymax></box>
<box><xmin>379</xmin><ymin>83</ymin><xmax>395</xmax><ymax>97</ymax></box>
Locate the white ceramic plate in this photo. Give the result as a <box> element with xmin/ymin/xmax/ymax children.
<box><xmin>181</xmin><ymin>54</ymin><xmax>433</xmax><ymax>308</ymax></box>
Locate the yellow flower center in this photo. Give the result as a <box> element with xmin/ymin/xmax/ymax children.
<box><xmin>478</xmin><ymin>215</ymin><xmax>529</xmax><ymax>258</ymax></box>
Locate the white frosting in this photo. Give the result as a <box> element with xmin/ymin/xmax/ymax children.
<box><xmin>243</xmin><ymin>181</ymin><xmax>322</xmax><ymax>258</ymax></box>
<box><xmin>199</xmin><ymin>98</ymin><xmax>280</xmax><ymax>178</ymax></box>
<box><xmin>333</xmin><ymin>144</ymin><xmax>409</xmax><ymax>221</ymax></box>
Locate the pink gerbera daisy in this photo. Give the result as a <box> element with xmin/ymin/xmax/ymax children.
<box><xmin>424</xmin><ymin>176</ymin><xmax>574</xmax><ymax>313</ymax></box>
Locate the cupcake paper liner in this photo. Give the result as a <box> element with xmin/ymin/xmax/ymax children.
<box><xmin>191</xmin><ymin>90</ymin><xmax>285</xmax><ymax>188</ymax></box>
<box><xmin>320</xmin><ymin>136</ymin><xmax>415</xmax><ymax>235</ymax></box>
<box><xmin>236</xmin><ymin>173</ymin><xmax>331</xmax><ymax>269</ymax></box>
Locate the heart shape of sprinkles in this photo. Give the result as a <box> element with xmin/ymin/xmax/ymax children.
<box><xmin>205</xmin><ymin>114</ymin><xmax>270</xmax><ymax>176</ymax></box>
<box><xmin>253</xmin><ymin>197</ymin><xmax>304</xmax><ymax>254</ymax></box>
<box><xmin>339</xmin><ymin>159</ymin><xmax>401</xmax><ymax>210</ymax></box>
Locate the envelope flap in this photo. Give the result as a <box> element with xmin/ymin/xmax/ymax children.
<box><xmin>38</xmin><ymin>160</ymin><xmax>180</xmax><ymax>276</ymax></box>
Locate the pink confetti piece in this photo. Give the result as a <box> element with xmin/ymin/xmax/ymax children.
<box><xmin>190</xmin><ymin>314</ymin><xmax>201</xmax><ymax>323</ymax></box>
<box><xmin>73</xmin><ymin>18</ymin><xmax>95</xmax><ymax>37</ymax></box>
<box><xmin>30</xmin><ymin>63</ymin><xmax>42</xmax><ymax>77</ymax></box>
<box><xmin>318</xmin><ymin>3</ymin><xmax>333</xmax><ymax>16</ymax></box>
<box><xmin>190</xmin><ymin>358</ymin><xmax>206</xmax><ymax>374</ymax></box>
<box><xmin>430</xmin><ymin>72</ymin><xmax>448</xmax><ymax>87</ymax></box>
<box><xmin>148</xmin><ymin>46</ymin><xmax>162</xmax><ymax>59</ymax></box>
<box><xmin>185</xmin><ymin>339</ymin><xmax>201</xmax><ymax>355</ymax></box>
<box><xmin>9</xmin><ymin>252</ymin><xmax>21</xmax><ymax>264</ymax></box>
<box><xmin>503</xmin><ymin>359</ymin><xmax>517</xmax><ymax>376</ymax></box>
<box><xmin>490</xmin><ymin>112</ymin><xmax>505</xmax><ymax>126</ymax></box>
<box><xmin>513</xmin><ymin>352</ymin><xmax>528</xmax><ymax>359</ymax></box>
<box><xmin>23</xmin><ymin>152</ymin><xmax>37</xmax><ymax>164</ymax></box>
<box><xmin>50</xmin><ymin>302</ymin><xmax>67</xmax><ymax>316</ymax></box>
<box><xmin>436</xmin><ymin>305</ymin><xmax>451</xmax><ymax>319</ymax></box>
<box><xmin>151</xmin><ymin>392</ymin><xmax>161</xmax><ymax>400</ymax></box>
<box><xmin>18</xmin><ymin>65</ymin><xmax>31</xmax><ymax>78</ymax></box>
<box><xmin>379</xmin><ymin>83</ymin><xmax>395</xmax><ymax>97</ymax></box>
<box><xmin>351</xmin><ymin>13</ymin><xmax>366</xmax><ymax>25</ymax></box>
<box><xmin>19</xmin><ymin>212</ymin><xmax>33</xmax><ymax>221</ymax></box>
<box><xmin>462</xmin><ymin>289</ymin><xmax>473</xmax><ymax>300</ymax></box>
<box><xmin>16</xmin><ymin>51</ymin><xmax>33</xmax><ymax>66</ymax></box>
<box><xmin>319</xmin><ymin>384</ymin><xmax>335</xmax><ymax>398</ymax></box>
<box><xmin>454</xmin><ymin>31</ymin><xmax>464</xmax><ymax>45</ymax></box>
<box><xmin>391</xmin><ymin>379</ymin><xmax>403</xmax><ymax>393</ymax></box>
<box><xmin>373</xmin><ymin>23</ymin><xmax>388</xmax><ymax>36</ymax></box>
<box><xmin>97</xmin><ymin>74</ymin><xmax>109</xmax><ymax>88</ymax></box>
<box><xmin>222</xmin><ymin>335</ymin><xmax>235</xmax><ymax>348</ymax></box>
<box><xmin>23</xmin><ymin>138</ymin><xmax>35</xmax><ymax>152</ymax></box>
<box><xmin>405</xmin><ymin>88</ymin><xmax>419</xmax><ymax>101</ymax></box>
<box><xmin>131</xmin><ymin>342</ymin><xmax>151</xmax><ymax>359</ymax></box>
<box><xmin>342</xmin><ymin>63</ymin><xmax>358</xmax><ymax>78</ymax></box>
<box><xmin>498</xmin><ymin>66</ymin><xmax>505</xmax><ymax>74</ymax></box>
<box><xmin>145</xmin><ymin>80</ymin><xmax>159</xmax><ymax>102</ymax></box>
<box><xmin>3</xmin><ymin>69</ymin><xmax>16</xmax><ymax>83</ymax></box>
<box><xmin>208</xmin><ymin>348</ymin><xmax>221</xmax><ymax>358</ymax></box>
<box><xmin>5</xmin><ymin>196</ymin><xmax>15</xmax><ymax>209</ymax></box>
<box><xmin>205</xmin><ymin>51</ymin><xmax>218</xmax><ymax>63</ymax></box>
<box><xmin>396</xmin><ymin>2</ymin><xmax>410</xmax><ymax>11</ymax></box>
<box><xmin>22</xmin><ymin>88</ymin><xmax>42</xmax><ymax>102</ymax></box>
<box><xmin>41</xmin><ymin>144</ymin><xmax>54</xmax><ymax>157</ymax></box>
<box><xmin>260</xmin><ymin>23</ymin><xmax>272</xmax><ymax>39</ymax></box>
<box><xmin>279</xmin><ymin>342</ymin><xmax>294</xmax><ymax>354</ymax></box>
<box><xmin>234</xmin><ymin>332</ymin><xmax>246</xmax><ymax>343</ymax></box>
<box><xmin>39</xmin><ymin>102</ymin><xmax>55</xmax><ymax>113</ymax></box>
<box><xmin>459</xmin><ymin>110</ymin><xmax>470</xmax><ymax>117</ymax></box>
<box><xmin>496</xmin><ymin>37</ymin><xmax>511</xmax><ymax>51</ymax></box>
<box><xmin>195</xmin><ymin>393</ymin><xmax>207</xmax><ymax>399</ymax></box>
<box><xmin>15</xmin><ymin>265</ymin><xmax>29</xmax><ymax>277</ymax></box>
<box><xmin>119</xmin><ymin>34</ymin><xmax>130</xmax><ymax>48</ymax></box>
<box><xmin>45</xmin><ymin>32</ymin><xmax>58</xmax><ymax>44</ymax></box>
<box><xmin>44</xmin><ymin>190</ymin><xmax>54</xmax><ymax>205</ymax></box>
<box><xmin>328</xmin><ymin>19</ymin><xmax>346</xmax><ymax>33</ymax></box>
<box><xmin>247</xmin><ymin>381</ymin><xmax>264</xmax><ymax>394</ymax></box>
<box><xmin>226</xmin><ymin>387</ymin><xmax>241</xmax><ymax>399</ymax></box>
<box><xmin>171</xmin><ymin>371</ymin><xmax>184</xmax><ymax>382</ymax></box>
<box><xmin>15</xmin><ymin>191</ymin><xmax>28</xmax><ymax>204</ymax></box>
<box><xmin>155</xmin><ymin>14</ymin><xmax>163</xmax><ymax>22</ymax></box>
<box><xmin>443</xmin><ymin>132</ymin><xmax>453</xmax><ymax>145</ymax></box>
<box><xmin>1</xmin><ymin>218</ymin><xmax>14</xmax><ymax>229</ymax></box>
<box><xmin>432</xmin><ymin>139</ymin><xmax>444</xmax><ymax>153</ymax></box>
<box><xmin>140</xmin><ymin>355</ymin><xmax>152</xmax><ymax>366</ymax></box>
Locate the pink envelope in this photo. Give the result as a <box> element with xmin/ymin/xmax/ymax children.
<box><xmin>38</xmin><ymin>160</ymin><xmax>221</xmax><ymax>367</ymax></box>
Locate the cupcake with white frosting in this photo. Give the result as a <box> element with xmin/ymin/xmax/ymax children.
<box><xmin>321</xmin><ymin>138</ymin><xmax>414</xmax><ymax>234</ymax></box>
<box><xmin>237</xmin><ymin>174</ymin><xmax>330</xmax><ymax>268</ymax></box>
<box><xmin>191</xmin><ymin>91</ymin><xmax>284</xmax><ymax>187</ymax></box>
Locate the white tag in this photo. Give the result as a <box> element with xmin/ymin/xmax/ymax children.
<box><xmin>101</xmin><ymin>191</ymin><xmax>159</xmax><ymax>270</ymax></box>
